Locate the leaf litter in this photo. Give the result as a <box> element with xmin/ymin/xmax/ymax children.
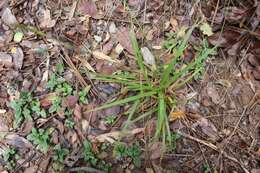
<box><xmin>0</xmin><ymin>0</ymin><xmax>259</xmax><ymax>173</ymax></box>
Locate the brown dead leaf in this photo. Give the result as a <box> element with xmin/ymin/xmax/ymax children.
<box><xmin>247</xmin><ymin>53</ymin><xmax>260</xmax><ymax>67</ymax></box>
<box><xmin>38</xmin><ymin>8</ymin><xmax>56</xmax><ymax>28</ymax></box>
<box><xmin>79</xmin><ymin>0</ymin><xmax>97</xmax><ymax>17</ymax></box>
<box><xmin>170</xmin><ymin>17</ymin><xmax>178</xmax><ymax>31</ymax></box>
<box><xmin>253</xmin><ymin>66</ymin><xmax>260</xmax><ymax>80</ymax></box>
<box><xmin>96</xmin><ymin>60</ymin><xmax>117</xmax><ymax>75</ymax></box>
<box><xmin>24</xmin><ymin>166</ymin><xmax>37</xmax><ymax>173</ymax></box>
<box><xmin>208</xmin><ymin>30</ymin><xmax>241</xmax><ymax>47</ymax></box>
<box><xmin>4</xmin><ymin>133</ymin><xmax>33</xmax><ymax>149</ymax></box>
<box><xmin>74</xmin><ymin>104</ymin><xmax>82</xmax><ymax>119</ymax></box>
<box><xmin>62</xmin><ymin>95</ymin><xmax>78</xmax><ymax>109</ymax></box>
<box><xmin>189</xmin><ymin>113</ymin><xmax>218</xmax><ymax>141</ymax></box>
<box><xmin>206</xmin><ymin>83</ymin><xmax>221</xmax><ymax>105</ymax></box>
<box><xmin>0</xmin><ymin>116</ymin><xmax>8</xmax><ymax>131</ymax></box>
<box><xmin>149</xmin><ymin>142</ymin><xmax>163</xmax><ymax>159</ymax></box>
<box><xmin>116</xmin><ymin>28</ymin><xmax>134</xmax><ymax>54</ymax></box>
<box><xmin>11</xmin><ymin>47</ymin><xmax>24</xmax><ymax>69</ymax></box>
<box><xmin>40</xmin><ymin>93</ymin><xmax>58</xmax><ymax>108</ymax></box>
<box><xmin>38</xmin><ymin>156</ymin><xmax>50</xmax><ymax>173</ymax></box>
<box><xmin>225</xmin><ymin>7</ymin><xmax>248</xmax><ymax>22</ymax></box>
<box><xmin>102</xmin><ymin>39</ymin><xmax>115</xmax><ymax>55</ymax></box>
<box><xmin>0</xmin><ymin>52</ymin><xmax>12</xmax><ymax>67</ymax></box>
<box><xmin>251</xmin><ymin>169</ymin><xmax>260</xmax><ymax>173</ymax></box>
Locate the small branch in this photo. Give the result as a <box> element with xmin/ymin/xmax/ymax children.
<box><xmin>177</xmin><ymin>131</ymin><xmax>250</xmax><ymax>173</ymax></box>
<box><xmin>69</xmin><ymin>166</ymin><xmax>105</xmax><ymax>173</ymax></box>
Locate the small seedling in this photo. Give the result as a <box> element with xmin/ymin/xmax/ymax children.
<box><xmin>126</xmin><ymin>142</ymin><xmax>141</xmax><ymax>167</ymax></box>
<box><xmin>113</xmin><ymin>142</ymin><xmax>127</xmax><ymax>159</ymax></box>
<box><xmin>27</xmin><ymin>127</ymin><xmax>50</xmax><ymax>153</ymax></box>
<box><xmin>10</xmin><ymin>92</ymin><xmax>46</xmax><ymax>128</ymax></box>
<box><xmin>49</xmin><ymin>98</ymin><xmax>62</xmax><ymax>113</ymax></box>
<box><xmin>203</xmin><ymin>163</ymin><xmax>211</xmax><ymax>173</ymax></box>
<box><xmin>57</xmin><ymin>82</ymin><xmax>73</xmax><ymax>96</ymax></box>
<box><xmin>65</xmin><ymin>118</ymin><xmax>75</xmax><ymax>128</ymax></box>
<box><xmin>79</xmin><ymin>86</ymin><xmax>91</xmax><ymax>104</ymax></box>
<box><xmin>167</xmin><ymin>132</ymin><xmax>181</xmax><ymax>152</ymax></box>
<box><xmin>2</xmin><ymin>147</ymin><xmax>19</xmax><ymax>170</ymax></box>
<box><xmin>52</xmin><ymin>144</ymin><xmax>69</xmax><ymax>172</ymax></box>
<box><xmin>104</xmin><ymin>115</ymin><xmax>116</xmax><ymax>126</ymax></box>
<box><xmin>65</xmin><ymin>109</ymin><xmax>73</xmax><ymax>117</ymax></box>
<box><xmin>53</xmin><ymin>144</ymin><xmax>69</xmax><ymax>162</ymax></box>
<box><xmin>47</xmin><ymin>74</ymin><xmax>65</xmax><ymax>91</ymax></box>
<box><xmin>10</xmin><ymin>91</ymin><xmax>32</xmax><ymax>128</ymax></box>
<box><xmin>31</xmin><ymin>99</ymin><xmax>47</xmax><ymax>118</ymax></box>
<box><xmin>55</xmin><ymin>63</ymin><xmax>64</xmax><ymax>74</ymax></box>
<box><xmin>98</xmin><ymin>160</ymin><xmax>112</xmax><ymax>172</ymax></box>
<box><xmin>83</xmin><ymin>140</ymin><xmax>98</xmax><ymax>167</ymax></box>
<box><xmin>113</xmin><ymin>142</ymin><xmax>141</xmax><ymax>167</ymax></box>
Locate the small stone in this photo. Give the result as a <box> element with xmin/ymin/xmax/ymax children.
<box><xmin>0</xmin><ymin>52</ymin><xmax>13</xmax><ymax>67</ymax></box>
<box><xmin>1</xmin><ymin>8</ymin><xmax>18</xmax><ymax>27</ymax></box>
<box><xmin>94</xmin><ymin>35</ymin><xmax>102</xmax><ymax>43</ymax></box>
<box><xmin>115</xmin><ymin>43</ymin><xmax>124</xmax><ymax>55</ymax></box>
<box><xmin>141</xmin><ymin>47</ymin><xmax>156</xmax><ymax>66</ymax></box>
<box><xmin>109</xmin><ymin>22</ymin><xmax>117</xmax><ymax>34</ymax></box>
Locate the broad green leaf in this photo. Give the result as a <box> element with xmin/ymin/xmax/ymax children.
<box><xmin>14</xmin><ymin>31</ymin><xmax>24</xmax><ymax>43</ymax></box>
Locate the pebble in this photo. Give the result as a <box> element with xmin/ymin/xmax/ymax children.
<box><xmin>109</xmin><ymin>22</ymin><xmax>117</xmax><ymax>34</ymax></box>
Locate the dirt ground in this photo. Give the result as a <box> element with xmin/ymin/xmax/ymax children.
<box><xmin>0</xmin><ymin>0</ymin><xmax>260</xmax><ymax>173</ymax></box>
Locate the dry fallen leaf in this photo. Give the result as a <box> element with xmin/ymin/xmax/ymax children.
<box><xmin>4</xmin><ymin>133</ymin><xmax>33</xmax><ymax>149</ymax></box>
<box><xmin>170</xmin><ymin>17</ymin><xmax>178</xmax><ymax>31</ymax></box>
<box><xmin>0</xmin><ymin>52</ymin><xmax>12</xmax><ymax>67</ymax></box>
<box><xmin>92</xmin><ymin>50</ymin><xmax>120</xmax><ymax>63</ymax></box>
<box><xmin>190</xmin><ymin>113</ymin><xmax>218</xmax><ymax>141</ymax></box>
<box><xmin>11</xmin><ymin>47</ymin><xmax>24</xmax><ymax>69</ymax></box>
<box><xmin>1</xmin><ymin>8</ymin><xmax>18</xmax><ymax>28</ymax></box>
<box><xmin>208</xmin><ymin>30</ymin><xmax>241</xmax><ymax>47</ymax></box>
<box><xmin>38</xmin><ymin>8</ymin><xmax>56</xmax><ymax>28</ymax></box>
<box><xmin>79</xmin><ymin>0</ymin><xmax>97</xmax><ymax>17</ymax></box>
<box><xmin>116</xmin><ymin>27</ymin><xmax>134</xmax><ymax>54</ymax></box>
<box><xmin>206</xmin><ymin>82</ymin><xmax>221</xmax><ymax>105</ymax></box>
<box><xmin>149</xmin><ymin>142</ymin><xmax>164</xmax><ymax>159</ymax></box>
<box><xmin>169</xmin><ymin>111</ymin><xmax>186</xmax><ymax>122</ymax></box>
<box><xmin>95</xmin><ymin>128</ymin><xmax>144</xmax><ymax>143</ymax></box>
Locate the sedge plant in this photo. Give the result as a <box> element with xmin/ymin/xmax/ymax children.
<box><xmin>87</xmin><ymin>24</ymin><xmax>215</xmax><ymax>148</ymax></box>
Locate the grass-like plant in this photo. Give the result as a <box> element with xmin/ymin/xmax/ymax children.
<box><xmin>88</xmin><ymin>24</ymin><xmax>215</xmax><ymax>147</ymax></box>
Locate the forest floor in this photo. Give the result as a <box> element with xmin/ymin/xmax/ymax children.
<box><xmin>0</xmin><ymin>0</ymin><xmax>260</xmax><ymax>173</ymax></box>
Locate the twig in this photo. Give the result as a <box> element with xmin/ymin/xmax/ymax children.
<box><xmin>211</xmin><ymin>0</ymin><xmax>220</xmax><ymax>26</ymax></box>
<box><xmin>177</xmin><ymin>131</ymin><xmax>250</xmax><ymax>173</ymax></box>
<box><xmin>69</xmin><ymin>166</ymin><xmax>105</xmax><ymax>173</ymax></box>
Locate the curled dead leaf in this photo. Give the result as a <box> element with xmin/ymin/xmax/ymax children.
<box><xmin>169</xmin><ymin>111</ymin><xmax>186</xmax><ymax>122</ymax></box>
